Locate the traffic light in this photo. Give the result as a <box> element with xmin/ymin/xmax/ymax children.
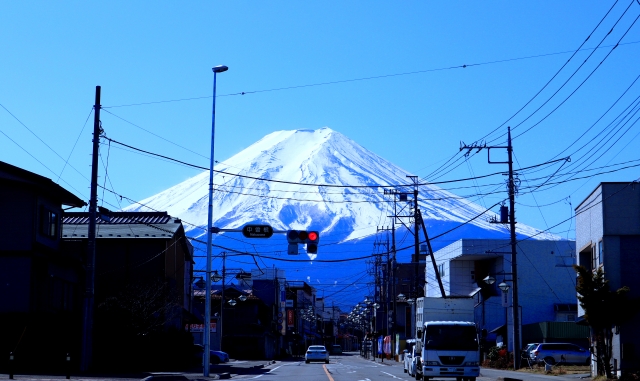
<box><xmin>286</xmin><ymin>230</ymin><xmax>320</xmax><ymax>254</ymax></box>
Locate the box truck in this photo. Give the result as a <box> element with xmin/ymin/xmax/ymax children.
<box><xmin>415</xmin><ymin>298</ymin><xmax>479</xmax><ymax>381</ymax></box>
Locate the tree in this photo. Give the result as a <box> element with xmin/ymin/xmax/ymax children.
<box><xmin>574</xmin><ymin>265</ymin><xmax>637</xmax><ymax>378</ymax></box>
<box><xmin>94</xmin><ymin>279</ymin><xmax>187</xmax><ymax>370</ymax></box>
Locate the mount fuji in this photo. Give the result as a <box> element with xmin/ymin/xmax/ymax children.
<box><xmin>124</xmin><ymin>128</ymin><xmax>557</xmax><ymax>307</ymax></box>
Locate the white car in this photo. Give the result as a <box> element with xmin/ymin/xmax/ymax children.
<box><xmin>403</xmin><ymin>349</ymin><xmax>412</xmax><ymax>373</ymax></box>
<box><xmin>305</xmin><ymin>345</ymin><xmax>329</xmax><ymax>364</ymax></box>
<box><xmin>404</xmin><ymin>346</ymin><xmax>421</xmax><ymax>377</ymax></box>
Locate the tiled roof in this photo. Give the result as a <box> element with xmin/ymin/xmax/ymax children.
<box><xmin>62</xmin><ymin>212</ymin><xmax>183</xmax><ymax>239</ymax></box>
<box><xmin>62</xmin><ymin>211</ymin><xmax>174</xmax><ymax>224</ymax></box>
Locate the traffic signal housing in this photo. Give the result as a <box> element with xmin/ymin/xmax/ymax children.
<box><xmin>287</xmin><ymin>230</ymin><xmax>320</xmax><ymax>254</ymax></box>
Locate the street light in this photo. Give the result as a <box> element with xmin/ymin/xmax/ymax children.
<box><xmin>498</xmin><ymin>281</ymin><xmax>510</xmax><ymax>292</ymax></box>
<box><xmin>204</xmin><ymin>64</ymin><xmax>228</xmax><ymax>377</ymax></box>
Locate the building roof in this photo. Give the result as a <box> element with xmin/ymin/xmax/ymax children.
<box><xmin>61</xmin><ymin>211</ymin><xmax>184</xmax><ymax>239</ymax></box>
<box><xmin>574</xmin><ymin>181</ymin><xmax>639</xmax><ymax>210</ymax></box>
<box><xmin>0</xmin><ymin>160</ymin><xmax>86</xmax><ymax>207</ymax></box>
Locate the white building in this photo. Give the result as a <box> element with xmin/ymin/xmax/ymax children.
<box><xmin>426</xmin><ymin>239</ymin><xmax>577</xmax><ymax>351</ymax></box>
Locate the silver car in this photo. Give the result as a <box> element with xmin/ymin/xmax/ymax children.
<box><xmin>305</xmin><ymin>345</ymin><xmax>329</xmax><ymax>364</ymax></box>
<box><xmin>530</xmin><ymin>343</ymin><xmax>590</xmax><ymax>365</ymax></box>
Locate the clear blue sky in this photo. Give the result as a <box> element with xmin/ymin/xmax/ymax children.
<box><xmin>2</xmin><ymin>1</ymin><xmax>639</xmax><ymax>244</ymax></box>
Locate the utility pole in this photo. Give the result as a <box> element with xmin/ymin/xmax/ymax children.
<box><xmin>408</xmin><ymin>176</ymin><xmax>421</xmax><ymax>299</ymax></box>
<box><xmin>81</xmin><ymin>86</ymin><xmax>101</xmax><ymax>371</ymax></box>
<box><xmin>460</xmin><ymin>126</ymin><xmax>521</xmax><ymax>369</ymax></box>
<box><xmin>376</xmin><ymin>227</ymin><xmax>392</xmax><ymax>338</ymax></box>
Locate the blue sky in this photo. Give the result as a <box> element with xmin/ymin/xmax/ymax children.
<box><xmin>2</xmin><ymin>1</ymin><xmax>639</xmax><ymax>246</ymax></box>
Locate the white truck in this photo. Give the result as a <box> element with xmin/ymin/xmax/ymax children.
<box><xmin>414</xmin><ymin>297</ymin><xmax>480</xmax><ymax>381</ymax></box>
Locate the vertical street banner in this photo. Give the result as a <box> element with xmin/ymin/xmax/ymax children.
<box><xmin>287</xmin><ymin>309</ymin><xmax>294</xmax><ymax>327</ymax></box>
<box><xmin>383</xmin><ymin>335</ymin><xmax>391</xmax><ymax>355</ymax></box>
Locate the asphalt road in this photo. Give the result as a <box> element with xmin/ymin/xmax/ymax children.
<box><xmin>0</xmin><ymin>353</ymin><xmax>591</xmax><ymax>381</ymax></box>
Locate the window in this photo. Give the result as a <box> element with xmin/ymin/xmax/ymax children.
<box><xmin>40</xmin><ymin>207</ymin><xmax>59</xmax><ymax>239</ymax></box>
<box><xmin>579</xmin><ymin>247</ymin><xmax>592</xmax><ymax>272</ymax></box>
<box><xmin>591</xmin><ymin>246</ymin><xmax>597</xmax><ymax>271</ymax></box>
<box><xmin>598</xmin><ymin>240</ymin><xmax>604</xmax><ymax>266</ymax></box>
<box><xmin>438</xmin><ymin>263</ymin><xmax>446</xmax><ymax>277</ymax></box>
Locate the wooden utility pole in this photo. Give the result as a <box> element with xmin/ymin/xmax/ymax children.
<box><xmin>81</xmin><ymin>86</ymin><xmax>100</xmax><ymax>371</ymax></box>
<box><xmin>460</xmin><ymin>126</ymin><xmax>521</xmax><ymax>369</ymax></box>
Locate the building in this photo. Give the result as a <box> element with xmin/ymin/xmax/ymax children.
<box><xmin>576</xmin><ymin>182</ymin><xmax>640</xmax><ymax>376</ymax></box>
<box><xmin>286</xmin><ymin>280</ymin><xmax>319</xmax><ymax>353</ymax></box>
<box><xmin>190</xmin><ymin>268</ymin><xmax>282</xmax><ymax>359</ymax></box>
<box><xmin>0</xmin><ymin>161</ymin><xmax>85</xmax><ymax>372</ymax></box>
<box><xmin>61</xmin><ymin>211</ymin><xmax>194</xmax><ymax>369</ymax></box>
<box><xmin>427</xmin><ymin>238</ymin><xmax>582</xmax><ymax>351</ymax></box>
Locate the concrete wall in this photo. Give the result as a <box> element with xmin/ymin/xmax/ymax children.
<box><xmin>575</xmin><ymin>183</ymin><xmax>640</xmax><ymax>375</ymax></box>
<box><xmin>430</xmin><ymin>238</ymin><xmax>577</xmax><ymax>351</ymax></box>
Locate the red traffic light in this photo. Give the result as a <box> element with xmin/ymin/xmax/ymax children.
<box><xmin>286</xmin><ymin>230</ymin><xmax>320</xmax><ymax>246</ymax></box>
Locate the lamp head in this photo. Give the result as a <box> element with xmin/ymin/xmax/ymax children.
<box><xmin>498</xmin><ymin>281</ymin><xmax>510</xmax><ymax>292</ymax></box>
<box><xmin>213</xmin><ymin>65</ymin><xmax>229</xmax><ymax>73</ymax></box>
<box><xmin>483</xmin><ymin>275</ymin><xmax>496</xmax><ymax>285</ymax></box>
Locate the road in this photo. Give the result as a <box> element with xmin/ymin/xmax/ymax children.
<box><xmin>233</xmin><ymin>353</ymin><xmax>590</xmax><ymax>381</ymax></box>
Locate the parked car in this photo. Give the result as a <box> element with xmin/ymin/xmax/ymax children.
<box><xmin>330</xmin><ymin>345</ymin><xmax>342</xmax><ymax>355</ymax></box>
<box><xmin>403</xmin><ymin>349</ymin><xmax>412</xmax><ymax>373</ymax></box>
<box><xmin>192</xmin><ymin>344</ymin><xmax>230</xmax><ymax>364</ymax></box>
<box><xmin>305</xmin><ymin>345</ymin><xmax>330</xmax><ymax>364</ymax></box>
<box><xmin>524</xmin><ymin>343</ymin><xmax>539</xmax><ymax>357</ymax></box>
<box><xmin>404</xmin><ymin>346</ymin><xmax>421</xmax><ymax>377</ymax></box>
<box><xmin>530</xmin><ymin>343</ymin><xmax>590</xmax><ymax>365</ymax></box>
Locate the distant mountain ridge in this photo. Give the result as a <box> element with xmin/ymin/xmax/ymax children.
<box><xmin>124</xmin><ymin>128</ymin><xmax>557</xmax><ymax>306</ymax></box>
<box><xmin>126</xmin><ymin>128</ymin><xmax>553</xmax><ymax>241</ymax></box>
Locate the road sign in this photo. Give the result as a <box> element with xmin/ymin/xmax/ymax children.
<box><xmin>242</xmin><ymin>224</ymin><xmax>273</xmax><ymax>238</ymax></box>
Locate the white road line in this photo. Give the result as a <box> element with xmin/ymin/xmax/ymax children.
<box><xmin>381</xmin><ymin>371</ymin><xmax>403</xmax><ymax>379</ymax></box>
<box><xmin>250</xmin><ymin>364</ymin><xmax>286</xmax><ymax>378</ymax></box>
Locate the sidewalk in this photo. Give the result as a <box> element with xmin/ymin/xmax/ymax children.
<box><xmin>0</xmin><ymin>359</ymin><xmax>279</xmax><ymax>381</ymax></box>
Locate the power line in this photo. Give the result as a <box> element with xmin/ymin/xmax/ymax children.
<box><xmin>100</xmin><ymin>40</ymin><xmax>640</xmax><ymax>109</ymax></box>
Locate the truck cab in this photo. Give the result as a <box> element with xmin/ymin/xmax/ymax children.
<box><xmin>416</xmin><ymin>321</ymin><xmax>480</xmax><ymax>381</ymax></box>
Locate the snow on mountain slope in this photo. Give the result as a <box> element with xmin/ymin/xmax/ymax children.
<box><xmin>125</xmin><ymin>127</ymin><xmax>555</xmax><ymax>243</ymax></box>
<box><xmin>123</xmin><ymin>127</ymin><xmax>562</xmax><ymax>308</ymax></box>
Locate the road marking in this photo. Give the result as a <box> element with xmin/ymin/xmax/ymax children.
<box><xmin>250</xmin><ymin>364</ymin><xmax>286</xmax><ymax>378</ymax></box>
<box><xmin>323</xmin><ymin>363</ymin><xmax>335</xmax><ymax>381</ymax></box>
<box><xmin>381</xmin><ymin>371</ymin><xmax>403</xmax><ymax>379</ymax></box>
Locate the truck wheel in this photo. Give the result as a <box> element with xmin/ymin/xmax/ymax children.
<box><xmin>457</xmin><ymin>378</ymin><xmax>463</xmax><ymax>381</ymax></box>
<box><xmin>469</xmin><ymin>378</ymin><xmax>476</xmax><ymax>381</ymax></box>
<box><xmin>415</xmin><ymin>372</ymin><xmax>422</xmax><ymax>380</ymax></box>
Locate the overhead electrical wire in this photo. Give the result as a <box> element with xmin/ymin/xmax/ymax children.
<box><xmin>100</xmin><ymin>39</ymin><xmax>640</xmax><ymax>109</ymax></box>
<box><xmin>101</xmin><ymin>134</ymin><xmax>569</xmax><ymax>189</ymax></box>
<box><xmin>0</xmin><ymin>103</ymin><xmax>88</xmax><ymax>200</ymax></box>
<box><xmin>508</xmin><ymin>9</ymin><xmax>640</xmax><ymax>142</ymax></box>
<box><xmin>422</xmin><ymin>3</ymin><xmax>635</xmax><ymax>183</ymax></box>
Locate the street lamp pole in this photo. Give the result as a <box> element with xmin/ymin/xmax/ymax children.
<box><xmin>204</xmin><ymin>64</ymin><xmax>228</xmax><ymax>377</ymax></box>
